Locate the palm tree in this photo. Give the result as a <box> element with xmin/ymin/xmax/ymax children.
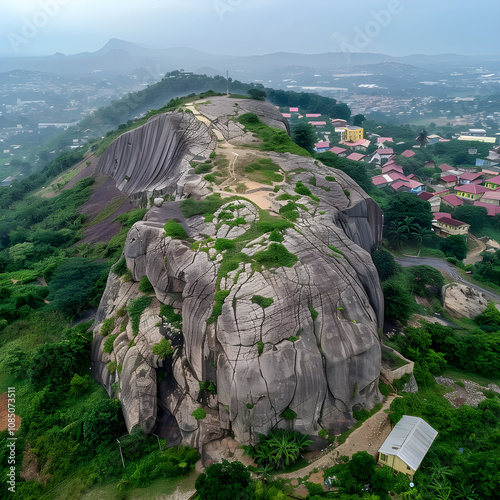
<box><xmin>387</xmin><ymin>220</ymin><xmax>411</xmax><ymax>251</ymax></box>
<box><xmin>411</xmin><ymin>224</ymin><xmax>430</xmax><ymax>255</ymax></box>
<box><xmin>452</xmin><ymin>481</ymin><xmax>480</xmax><ymax>500</ymax></box>
<box><xmin>416</xmin><ymin>129</ymin><xmax>429</xmax><ymax>148</ymax></box>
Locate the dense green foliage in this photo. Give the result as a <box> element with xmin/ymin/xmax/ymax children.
<box><xmin>291</xmin><ymin>122</ymin><xmax>316</xmax><ymax>154</ymax></box>
<box><xmin>324</xmin><ymin>452</ymin><xmax>402</xmax><ymax>499</ymax></box>
<box><xmin>245</xmin><ymin>430</ymin><xmax>312</xmax><ymax>471</ymax></box>
<box><xmin>389</xmin><ymin>391</ymin><xmax>500</xmax><ymax>499</ymax></box>
<box><xmin>152</xmin><ymin>338</ymin><xmax>174</xmax><ymax>359</ymax></box>
<box><xmin>473</xmin><ymin>249</ymin><xmax>500</xmax><ymax>288</ymax></box>
<box><xmin>128</xmin><ymin>295</ymin><xmax>153</xmax><ymax>335</ymax></box>
<box><xmin>440</xmin><ymin>234</ymin><xmax>468</xmax><ymax>260</ymax></box>
<box><xmin>237</xmin><ymin>113</ymin><xmax>311</xmax><ymax>156</ymax></box>
<box><xmin>47</xmin><ymin>258</ymin><xmax>109</xmax><ymax>316</ymax></box>
<box><xmin>266</xmin><ymin>88</ymin><xmax>351</xmax><ymax>121</ymax></box>
<box><xmin>391</xmin><ymin>320</ymin><xmax>500</xmax><ymax>379</ymax></box>
<box><xmin>195</xmin><ymin>459</ymin><xmax>251</xmax><ymax>500</ymax></box>
<box><xmin>383</xmin><ymin>192</ymin><xmax>433</xmax><ymax>230</ymax></box>
<box><xmin>316</xmin><ymin>151</ymin><xmax>373</xmax><ymax>193</ymax></box>
<box><xmin>254</xmin><ymin>243</ymin><xmax>298</xmax><ymax>268</ymax></box>
<box><xmin>164</xmin><ymin>219</ymin><xmax>188</xmax><ymax>239</ymax></box>
<box><xmin>251</xmin><ymin>295</ymin><xmax>274</xmax><ymax>308</ymax></box>
<box><xmin>138</xmin><ymin>275</ymin><xmax>155</xmax><ymax>293</ymax></box>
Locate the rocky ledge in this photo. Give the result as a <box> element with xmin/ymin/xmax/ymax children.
<box><xmin>91</xmin><ymin>97</ymin><xmax>385</xmax><ymax>462</ymax></box>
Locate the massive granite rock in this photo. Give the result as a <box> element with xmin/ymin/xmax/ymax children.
<box><xmin>91</xmin><ymin>97</ymin><xmax>384</xmax><ymax>460</ymax></box>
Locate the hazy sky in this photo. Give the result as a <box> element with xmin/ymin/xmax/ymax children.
<box><xmin>0</xmin><ymin>0</ymin><xmax>499</xmax><ymax>58</ymax></box>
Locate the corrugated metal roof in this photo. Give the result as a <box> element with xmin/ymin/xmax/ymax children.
<box><xmin>378</xmin><ymin>416</ymin><xmax>438</xmax><ymax>471</ymax></box>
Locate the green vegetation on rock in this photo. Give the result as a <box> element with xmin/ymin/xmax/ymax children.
<box><xmin>128</xmin><ymin>296</ymin><xmax>153</xmax><ymax>335</ymax></box>
<box><xmin>164</xmin><ymin>219</ymin><xmax>188</xmax><ymax>239</ymax></box>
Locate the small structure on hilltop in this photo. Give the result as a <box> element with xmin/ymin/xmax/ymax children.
<box><xmin>378</xmin><ymin>415</ymin><xmax>438</xmax><ymax>478</ymax></box>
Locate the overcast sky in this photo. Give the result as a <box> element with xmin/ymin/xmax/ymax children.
<box><xmin>1</xmin><ymin>0</ymin><xmax>499</xmax><ymax>58</ymax></box>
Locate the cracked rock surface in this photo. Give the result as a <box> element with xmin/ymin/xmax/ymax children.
<box><xmin>91</xmin><ymin>98</ymin><xmax>384</xmax><ymax>461</ymax></box>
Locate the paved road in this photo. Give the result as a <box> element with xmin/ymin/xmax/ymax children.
<box><xmin>395</xmin><ymin>255</ymin><xmax>500</xmax><ymax>302</ymax></box>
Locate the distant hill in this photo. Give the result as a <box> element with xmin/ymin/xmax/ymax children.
<box><xmin>2</xmin><ymin>39</ymin><xmax>499</xmax><ymax>79</ymax></box>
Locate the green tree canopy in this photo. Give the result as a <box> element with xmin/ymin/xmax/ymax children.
<box><xmin>247</xmin><ymin>88</ymin><xmax>267</xmax><ymax>101</ymax></box>
<box><xmin>291</xmin><ymin>122</ymin><xmax>316</xmax><ymax>154</ymax></box>
<box><xmin>371</xmin><ymin>245</ymin><xmax>399</xmax><ymax>281</ymax></box>
<box><xmin>382</xmin><ymin>277</ymin><xmax>415</xmax><ymax>324</ymax></box>
<box><xmin>440</xmin><ymin>235</ymin><xmax>468</xmax><ymax>261</ymax></box>
<box><xmin>452</xmin><ymin>204</ymin><xmax>488</xmax><ymax>232</ymax></box>
<box><xmin>47</xmin><ymin>258</ymin><xmax>108</xmax><ymax>316</ymax></box>
<box><xmin>384</xmin><ymin>192</ymin><xmax>433</xmax><ymax>230</ymax></box>
<box><xmin>195</xmin><ymin>459</ymin><xmax>251</xmax><ymax>500</ymax></box>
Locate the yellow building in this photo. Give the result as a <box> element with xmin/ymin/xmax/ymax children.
<box><xmin>341</xmin><ymin>126</ymin><xmax>364</xmax><ymax>143</ymax></box>
<box><xmin>484</xmin><ymin>175</ymin><xmax>500</xmax><ymax>189</ymax></box>
<box><xmin>378</xmin><ymin>415</ymin><xmax>438</xmax><ymax>479</ymax></box>
<box><xmin>454</xmin><ymin>184</ymin><xmax>489</xmax><ymax>200</ymax></box>
<box><xmin>433</xmin><ymin>216</ymin><xmax>470</xmax><ymax>237</ymax></box>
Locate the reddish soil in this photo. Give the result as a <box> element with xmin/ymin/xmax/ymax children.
<box><xmin>77</xmin><ymin>174</ymin><xmax>133</xmax><ymax>245</ymax></box>
<box><xmin>0</xmin><ymin>392</ymin><xmax>21</xmax><ymax>432</ymax></box>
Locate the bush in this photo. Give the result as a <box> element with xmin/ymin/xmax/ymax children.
<box><xmin>192</xmin><ymin>408</ymin><xmax>206</xmax><ymax>420</ymax></box>
<box><xmin>269</xmin><ymin>229</ymin><xmax>284</xmax><ymax>242</ymax></box>
<box><xmin>294</xmin><ymin>181</ymin><xmax>312</xmax><ymax>197</ymax></box>
<box><xmin>112</xmin><ymin>257</ymin><xmax>128</xmax><ymax>276</ymax></box>
<box><xmin>254</xmin><ymin>243</ymin><xmax>297</xmax><ymax>268</ymax></box>
<box><xmin>128</xmin><ymin>296</ymin><xmax>153</xmax><ymax>335</ymax></box>
<box><xmin>138</xmin><ymin>275</ymin><xmax>154</xmax><ymax>294</ymax></box>
<box><xmin>251</xmin><ymin>295</ymin><xmax>274</xmax><ymax>308</ymax></box>
<box><xmin>214</xmin><ymin>238</ymin><xmax>236</xmax><ymax>251</ymax></box>
<box><xmin>281</xmin><ymin>408</ymin><xmax>297</xmax><ymax>420</ymax></box>
<box><xmin>257</xmin><ymin>341</ymin><xmax>264</xmax><ymax>356</ymax></box>
<box><xmin>103</xmin><ymin>333</ymin><xmax>118</xmax><ymax>354</ymax></box>
<box><xmin>159</xmin><ymin>304</ymin><xmax>182</xmax><ymax>328</ymax></box>
<box><xmin>207</xmin><ymin>290</ymin><xmax>231</xmax><ymax>324</ymax></box>
<box><xmin>164</xmin><ymin>219</ymin><xmax>188</xmax><ymax>239</ymax></box>
<box><xmin>353</xmin><ymin>408</ymin><xmax>370</xmax><ymax>422</ymax></box>
<box><xmin>82</xmin><ymin>399</ymin><xmax>126</xmax><ymax>451</ymax></box>
<box><xmin>101</xmin><ymin>317</ymin><xmax>115</xmax><ymax>336</ymax></box>
<box><xmin>107</xmin><ymin>361</ymin><xmax>117</xmax><ymax>373</ymax></box>
<box><xmin>70</xmin><ymin>373</ymin><xmax>92</xmax><ymax>395</ymax></box>
<box><xmin>378</xmin><ymin>380</ymin><xmax>392</xmax><ymax>396</ymax></box>
<box><xmin>152</xmin><ymin>338</ymin><xmax>174</xmax><ymax>359</ymax></box>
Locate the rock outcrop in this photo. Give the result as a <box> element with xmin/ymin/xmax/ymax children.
<box><xmin>91</xmin><ymin>96</ymin><xmax>385</xmax><ymax>461</ymax></box>
<box><xmin>442</xmin><ymin>283</ymin><xmax>489</xmax><ymax>318</ymax></box>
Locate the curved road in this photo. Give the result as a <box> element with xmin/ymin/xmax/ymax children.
<box><xmin>395</xmin><ymin>256</ymin><xmax>500</xmax><ymax>302</ymax></box>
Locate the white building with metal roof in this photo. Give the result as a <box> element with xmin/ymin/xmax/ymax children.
<box><xmin>378</xmin><ymin>415</ymin><xmax>438</xmax><ymax>478</ymax></box>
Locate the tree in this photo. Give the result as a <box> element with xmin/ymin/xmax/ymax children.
<box><xmin>384</xmin><ymin>192</ymin><xmax>433</xmax><ymax>231</ymax></box>
<box><xmin>371</xmin><ymin>245</ymin><xmax>399</xmax><ymax>281</ymax></box>
<box><xmin>82</xmin><ymin>398</ymin><xmax>126</xmax><ymax>452</ymax></box>
<box><xmin>248</xmin><ymin>88</ymin><xmax>267</xmax><ymax>101</ymax></box>
<box><xmin>440</xmin><ymin>235</ymin><xmax>468</xmax><ymax>261</ymax></box>
<box><xmin>416</xmin><ymin>129</ymin><xmax>429</xmax><ymax>148</ymax></box>
<box><xmin>382</xmin><ymin>277</ymin><xmax>415</xmax><ymax>324</ymax></box>
<box><xmin>47</xmin><ymin>258</ymin><xmax>108</xmax><ymax>316</ymax></box>
<box><xmin>474</xmin><ymin>301</ymin><xmax>500</xmax><ymax>332</ymax></box>
<box><xmin>406</xmin><ymin>265</ymin><xmax>444</xmax><ymax>296</ymax></box>
<box><xmin>352</xmin><ymin>114</ymin><xmax>366</xmax><ymax>126</ymax></box>
<box><xmin>452</xmin><ymin>205</ymin><xmax>488</xmax><ymax>233</ymax></box>
<box><xmin>291</xmin><ymin>122</ymin><xmax>316</xmax><ymax>154</ymax></box>
<box><xmin>195</xmin><ymin>459</ymin><xmax>251</xmax><ymax>500</ymax></box>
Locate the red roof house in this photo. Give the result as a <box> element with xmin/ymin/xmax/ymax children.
<box><xmin>401</xmin><ymin>150</ymin><xmax>416</xmax><ymax>158</ymax></box>
<box><xmin>441</xmin><ymin>194</ymin><xmax>464</xmax><ymax>208</ymax></box>
<box><xmin>438</xmin><ymin>163</ymin><xmax>454</xmax><ymax>172</ymax></box>
<box><xmin>347</xmin><ymin>152</ymin><xmax>366</xmax><ymax>162</ymax></box>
